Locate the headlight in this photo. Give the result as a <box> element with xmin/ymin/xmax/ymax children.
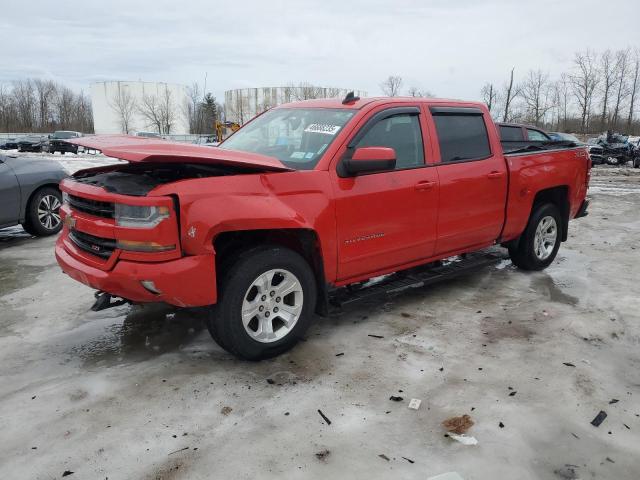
<box><xmin>114</xmin><ymin>204</ymin><xmax>170</xmax><ymax>228</ymax></box>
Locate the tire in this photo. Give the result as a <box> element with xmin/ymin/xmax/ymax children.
<box><xmin>508</xmin><ymin>203</ymin><xmax>562</xmax><ymax>271</ymax></box>
<box><xmin>22</xmin><ymin>187</ymin><xmax>63</xmax><ymax>236</ymax></box>
<box><xmin>207</xmin><ymin>246</ymin><xmax>317</xmax><ymax>360</ymax></box>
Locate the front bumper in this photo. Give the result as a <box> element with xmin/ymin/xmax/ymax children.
<box><xmin>55</xmin><ymin>237</ymin><xmax>217</xmax><ymax>307</ymax></box>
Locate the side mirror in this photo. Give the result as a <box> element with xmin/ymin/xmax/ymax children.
<box><xmin>343</xmin><ymin>146</ymin><xmax>396</xmax><ymax>175</ymax></box>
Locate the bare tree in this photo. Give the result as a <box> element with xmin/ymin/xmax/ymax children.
<box><xmin>33</xmin><ymin>79</ymin><xmax>56</xmax><ymax>130</ymax></box>
<box><xmin>407</xmin><ymin>86</ymin><xmax>435</xmax><ymax>98</ymax></box>
<box><xmin>12</xmin><ymin>80</ymin><xmax>36</xmax><ymax>131</ymax></box>
<box><xmin>380</xmin><ymin>76</ymin><xmax>403</xmax><ymax>97</ymax></box>
<box><xmin>627</xmin><ymin>49</ymin><xmax>640</xmax><ymax>129</ymax></box>
<box><xmin>611</xmin><ymin>49</ymin><xmax>631</xmax><ymax>129</ymax></box>
<box><xmin>501</xmin><ymin>68</ymin><xmax>518</xmax><ymax>122</ymax></box>
<box><xmin>570</xmin><ymin>50</ymin><xmax>600</xmax><ymax>133</ymax></box>
<box><xmin>184</xmin><ymin>82</ymin><xmax>203</xmax><ymax>134</ymax></box>
<box><xmin>520</xmin><ymin>70</ymin><xmax>553</xmax><ymax>126</ymax></box>
<box><xmin>598</xmin><ymin>49</ymin><xmax>616</xmax><ymax>129</ymax></box>
<box><xmin>138</xmin><ymin>93</ymin><xmax>163</xmax><ymax>133</ymax></box>
<box><xmin>55</xmin><ymin>86</ymin><xmax>76</xmax><ymax>128</ymax></box>
<box><xmin>108</xmin><ymin>84</ymin><xmax>137</xmax><ymax>134</ymax></box>
<box><xmin>480</xmin><ymin>83</ymin><xmax>498</xmax><ymax>113</ymax></box>
<box><xmin>158</xmin><ymin>86</ymin><xmax>175</xmax><ymax>134</ymax></box>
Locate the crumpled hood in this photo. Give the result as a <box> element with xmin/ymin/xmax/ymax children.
<box><xmin>67</xmin><ymin>135</ymin><xmax>293</xmax><ymax>172</ymax></box>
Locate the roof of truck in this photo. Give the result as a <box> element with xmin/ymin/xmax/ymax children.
<box><xmin>279</xmin><ymin>96</ymin><xmax>486</xmax><ymax>110</ymax></box>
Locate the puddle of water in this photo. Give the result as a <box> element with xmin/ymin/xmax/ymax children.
<box><xmin>0</xmin><ymin>259</ymin><xmax>47</xmax><ymax>296</ymax></box>
<box><xmin>531</xmin><ymin>275</ymin><xmax>579</xmax><ymax>306</ymax></box>
<box><xmin>72</xmin><ymin>304</ymin><xmax>206</xmax><ymax>366</ymax></box>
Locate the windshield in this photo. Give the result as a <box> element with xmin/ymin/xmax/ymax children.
<box><xmin>52</xmin><ymin>131</ymin><xmax>76</xmax><ymax>139</ymax></box>
<box><xmin>26</xmin><ymin>136</ymin><xmax>43</xmax><ymax>141</ymax></box>
<box><xmin>220</xmin><ymin>108</ymin><xmax>355</xmax><ymax>170</ymax></box>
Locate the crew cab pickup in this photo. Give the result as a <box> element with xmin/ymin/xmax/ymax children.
<box><xmin>56</xmin><ymin>96</ymin><xmax>590</xmax><ymax>360</ymax></box>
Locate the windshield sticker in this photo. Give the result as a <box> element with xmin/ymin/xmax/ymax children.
<box><xmin>304</xmin><ymin>124</ymin><xmax>342</xmax><ymax>135</ymax></box>
<box><xmin>290</xmin><ymin>151</ymin><xmax>306</xmax><ymax>159</ymax></box>
<box><xmin>317</xmin><ymin>144</ymin><xmax>328</xmax><ymax>154</ymax></box>
<box><xmin>304</xmin><ymin>152</ymin><xmax>314</xmax><ymax>159</ymax></box>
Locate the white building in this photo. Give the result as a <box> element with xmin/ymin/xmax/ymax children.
<box><xmin>91</xmin><ymin>81</ymin><xmax>189</xmax><ymax>135</ymax></box>
<box><xmin>224</xmin><ymin>86</ymin><xmax>367</xmax><ymax>125</ymax></box>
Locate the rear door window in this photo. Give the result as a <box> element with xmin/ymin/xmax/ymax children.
<box><xmin>499</xmin><ymin>126</ymin><xmax>524</xmax><ymax>141</ymax></box>
<box><xmin>432</xmin><ymin>112</ymin><xmax>491</xmax><ymax>162</ymax></box>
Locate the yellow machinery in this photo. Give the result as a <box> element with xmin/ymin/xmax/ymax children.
<box><xmin>215</xmin><ymin>121</ymin><xmax>241</xmax><ymax>142</ymax></box>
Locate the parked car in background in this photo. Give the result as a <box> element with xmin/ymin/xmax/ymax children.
<box><xmin>585</xmin><ymin>138</ymin><xmax>605</xmax><ymax>165</ymax></box>
<box><xmin>18</xmin><ymin>135</ymin><xmax>47</xmax><ymax>152</ymax></box>
<box><xmin>0</xmin><ymin>138</ymin><xmax>19</xmax><ymax>150</ymax></box>
<box><xmin>47</xmin><ymin>131</ymin><xmax>82</xmax><ymax>154</ymax></box>
<box><xmin>595</xmin><ymin>132</ymin><xmax>635</xmax><ymax>165</ymax></box>
<box><xmin>549</xmin><ymin>132</ymin><xmax>583</xmax><ymax>144</ymax></box>
<box><xmin>497</xmin><ymin>122</ymin><xmax>552</xmax><ymax>152</ymax></box>
<box><xmin>0</xmin><ymin>154</ymin><xmax>67</xmax><ymax>235</ymax></box>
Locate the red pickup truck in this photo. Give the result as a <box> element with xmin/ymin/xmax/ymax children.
<box><xmin>56</xmin><ymin>95</ymin><xmax>590</xmax><ymax>359</ymax></box>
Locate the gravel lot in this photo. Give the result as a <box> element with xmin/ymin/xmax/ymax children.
<box><xmin>0</xmin><ymin>160</ymin><xmax>639</xmax><ymax>480</ymax></box>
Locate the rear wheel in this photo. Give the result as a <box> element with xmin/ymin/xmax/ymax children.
<box><xmin>207</xmin><ymin>246</ymin><xmax>317</xmax><ymax>360</ymax></box>
<box><xmin>509</xmin><ymin>203</ymin><xmax>562</xmax><ymax>271</ymax></box>
<box><xmin>22</xmin><ymin>187</ymin><xmax>63</xmax><ymax>236</ymax></box>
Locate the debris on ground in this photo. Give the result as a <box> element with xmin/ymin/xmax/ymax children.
<box><xmin>427</xmin><ymin>472</ymin><xmax>465</xmax><ymax>480</ymax></box>
<box><xmin>442</xmin><ymin>414</ymin><xmax>474</xmax><ymax>434</ymax></box>
<box><xmin>317</xmin><ymin>409</ymin><xmax>332</xmax><ymax>425</ymax></box>
<box><xmin>168</xmin><ymin>447</ymin><xmax>189</xmax><ymax>455</ymax></box>
<box><xmin>591</xmin><ymin>410</ymin><xmax>608</xmax><ymax>427</ymax></box>
<box><xmin>389</xmin><ymin>396</ymin><xmax>403</xmax><ymax>402</ymax></box>
<box><xmin>401</xmin><ymin>312</ymin><xmax>412</xmax><ymax>318</ymax></box>
<box><xmin>509</xmin><ymin>391</ymin><xmax>517</xmax><ymax>397</ymax></box>
<box><xmin>402</xmin><ymin>456</ymin><xmax>415</xmax><ymax>464</ymax></box>
<box><xmin>408</xmin><ymin>398</ymin><xmax>422</xmax><ymax>410</ymax></box>
<box><xmin>62</xmin><ymin>472</ymin><xmax>74</xmax><ymax>477</ymax></box>
<box><xmin>266</xmin><ymin>378</ymin><xmax>275</xmax><ymax>385</ymax></box>
<box><xmin>378</xmin><ymin>453</ymin><xmax>390</xmax><ymax>461</ymax></box>
<box><xmin>609</xmin><ymin>399</ymin><xmax>619</xmax><ymax>404</ymax></box>
<box><xmin>315</xmin><ymin>449</ymin><xmax>330</xmax><ymax>461</ymax></box>
<box><xmin>554</xmin><ymin>465</ymin><xmax>579</xmax><ymax>479</ymax></box>
<box><xmin>335</xmin><ymin>352</ymin><xmax>344</xmax><ymax>357</ymax></box>
<box><xmin>563</xmin><ymin>362</ymin><xmax>576</xmax><ymax>367</ymax></box>
<box><xmin>499</xmin><ymin>422</ymin><xmax>505</xmax><ymax>428</ymax></box>
<box><xmin>368</xmin><ymin>334</ymin><xmax>384</xmax><ymax>339</ymax></box>
<box><xmin>220</xmin><ymin>406</ymin><xmax>232</xmax><ymax>415</ymax></box>
<box><xmin>446</xmin><ymin>433</ymin><xmax>478</xmax><ymax>445</ymax></box>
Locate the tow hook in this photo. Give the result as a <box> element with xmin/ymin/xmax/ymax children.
<box><xmin>91</xmin><ymin>291</ymin><xmax>130</xmax><ymax>312</ymax></box>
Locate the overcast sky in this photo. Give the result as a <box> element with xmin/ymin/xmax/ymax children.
<box><xmin>1</xmin><ymin>0</ymin><xmax>637</xmax><ymax>102</ymax></box>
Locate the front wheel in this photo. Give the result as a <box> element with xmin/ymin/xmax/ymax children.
<box><xmin>509</xmin><ymin>203</ymin><xmax>562</xmax><ymax>271</ymax></box>
<box><xmin>207</xmin><ymin>246</ymin><xmax>317</xmax><ymax>360</ymax></box>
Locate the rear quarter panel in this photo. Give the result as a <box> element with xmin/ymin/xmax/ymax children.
<box><xmin>501</xmin><ymin>147</ymin><xmax>589</xmax><ymax>241</ymax></box>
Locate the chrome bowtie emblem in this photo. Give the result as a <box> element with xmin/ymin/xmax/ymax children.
<box><xmin>188</xmin><ymin>226</ymin><xmax>197</xmax><ymax>238</ymax></box>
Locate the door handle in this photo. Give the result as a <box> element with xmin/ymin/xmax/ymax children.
<box><xmin>487</xmin><ymin>171</ymin><xmax>505</xmax><ymax>179</ymax></box>
<box><xmin>415</xmin><ymin>180</ymin><xmax>436</xmax><ymax>191</ymax></box>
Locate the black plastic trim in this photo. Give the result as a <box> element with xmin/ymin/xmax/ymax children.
<box><xmin>429</xmin><ymin>106</ymin><xmax>483</xmax><ymax>116</ymax></box>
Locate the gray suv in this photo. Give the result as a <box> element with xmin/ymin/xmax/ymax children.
<box><xmin>0</xmin><ymin>154</ymin><xmax>68</xmax><ymax>236</ymax></box>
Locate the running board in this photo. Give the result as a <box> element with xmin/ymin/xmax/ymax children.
<box><xmin>330</xmin><ymin>249</ymin><xmax>507</xmax><ymax>309</ymax></box>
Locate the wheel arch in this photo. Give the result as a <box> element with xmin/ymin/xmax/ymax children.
<box><xmin>531</xmin><ymin>185</ymin><xmax>570</xmax><ymax>242</ymax></box>
<box><xmin>213</xmin><ymin>228</ymin><xmax>330</xmax><ymax>316</ymax></box>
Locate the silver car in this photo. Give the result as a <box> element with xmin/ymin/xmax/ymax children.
<box><xmin>0</xmin><ymin>154</ymin><xmax>68</xmax><ymax>236</ymax></box>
